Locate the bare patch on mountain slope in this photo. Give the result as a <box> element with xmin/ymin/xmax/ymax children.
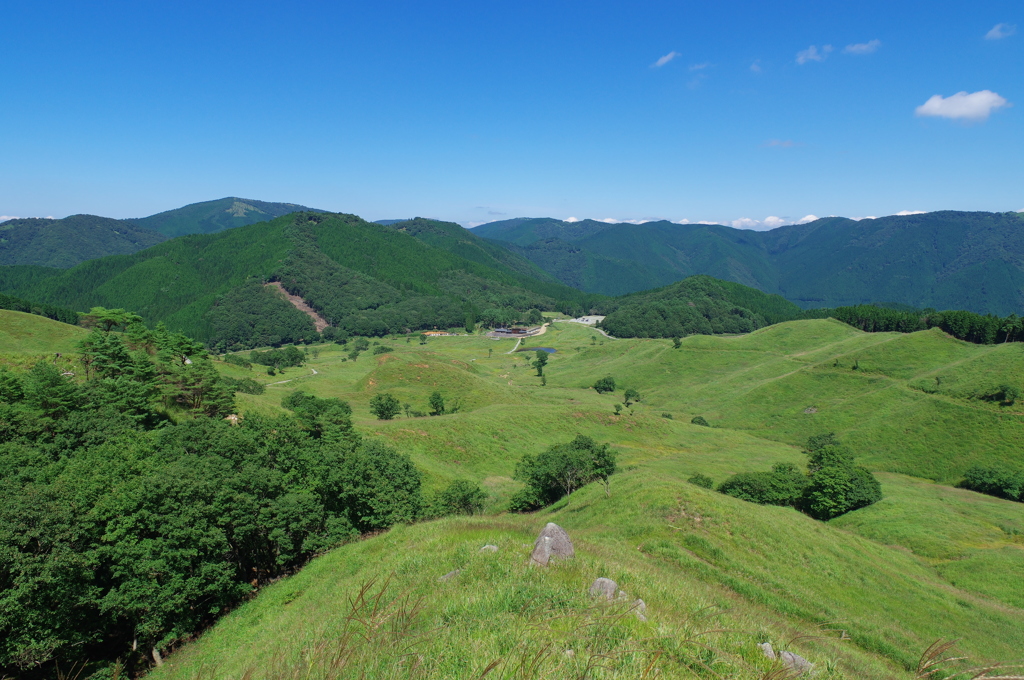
<box><xmin>265</xmin><ymin>282</ymin><xmax>329</xmax><ymax>332</ymax></box>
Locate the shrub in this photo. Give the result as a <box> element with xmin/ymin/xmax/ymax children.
<box><xmin>593</xmin><ymin>376</ymin><xmax>616</xmax><ymax>393</ymax></box>
<box><xmin>223</xmin><ymin>354</ymin><xmax>252</xmax><ymax>368</ymax></box>
<box><xmin>512</xmin><ymin>434</ymin><xmax>617</xmax><ymax>510</ymax></box>
<box><xmin>691</xmin><ymin>415</ymin><xmax>709</xmax><ymax>427</ymax></box>
<box><xmin>800</xmin><ymin>434</ymin><xmax>882</xmax><ymax>520</ymax></box>
<box><xmin>372</xmin><ymin>345</ymin><xmax>394</xmax><ymax>355</ymax></box>
<box><xmin>672</xmin><ymin>337</ymin><xmax>682</xmax><ymax>349</ymax></box>
<box><xmin>688</xmin><ymin>473</ymin><xmax>713</xmax><ymax>489</ymax></box>
<box><xmin>718</xmin><ymin>463</ymin><xmax>806</xmax><ymax>507</ymax></box>
<box><xmin>353</xmin><ymin>337</ymin><xmax>370</xmax><ymax>352</ymax></box>
<box><xmin>959</xmin><ymin>465</ymin><xmax>1024</xmax><ymax>501</ymax></box>
<box><xmin>369</xmin><ymin>392</ymin><xmax>401</xmax><ymax>420</ymax></box>
<box><xmin>221</xmin><ymin>376</ymin><xmax>265</xmax><ymax>395</ymax></box>
<box><xmin>429</xmin><ymin>480</ymin><xmax>487</xmax><ymax>517</ymax></box>
<box><xmin>661</xmin><ymin>412</ymin><xmax>673</xmax><ymax>419</ymax></box>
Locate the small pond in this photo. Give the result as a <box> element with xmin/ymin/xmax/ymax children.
<box><xmin>516</xmin><ymin>347</ymin><xmax>557</xmax><ymax>354</ymax></box>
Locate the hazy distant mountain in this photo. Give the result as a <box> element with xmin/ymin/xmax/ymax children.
<box><xmin>133</xmin><ymin>197</ymin><xmax>322</xmax><ymax>238</ymax></box>
<box><xmin>474</xmin><ymin>211</ymin><xmax>1024</xmax><ymax>315</ymax></box>
<box><xmin>0</xmin><ymin>215</ymin><xmax>166</xmax><ymax>268</ymax></box>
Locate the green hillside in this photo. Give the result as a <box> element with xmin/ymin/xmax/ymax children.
<box><xmin>0</xmin><ymin>309</ymin><xmax>89</xmax><ymax>357</ymax></box>
<box><xmin>0</xmin><ymin>215</ymin><xmax>166</xmax><ymax>268</ymax></box>
<box><xmin>0</xmin><ymin>212</ymin><xmax>593</xmax><ymax>345</ymax></box>
<box><xmin>476</xmin><ymin>211</ymin><xmax>1024</xmax><ymax>315</ymax></box>
<box><xmin>145</xmin><ymin>319</ymin><xmax>1024</xmax><ymax>679</ymax></box>
<box><xmin>133</xmin><ymin>197</ymin><xmax>321</xmax><ymax>238</ymax></box>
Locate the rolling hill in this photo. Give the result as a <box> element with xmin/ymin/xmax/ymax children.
<box><xmin>149</xmin><ymin>319</ymin><xmax>1024</xmax><ymax>678</ymax></box>
<box><xmin>474</xmin><ymin>211</ymin><xmax>1024</xmax><ymax>314</ymax></box>
<box><xmin>0</xmin><ymin>214</ymin><xmax>166</xmax><ymax>268</ymax></box>
<box><xmin>0</xmin><ymin>212</ymin><xmax>594</xmax><ymax>346</ymax></box>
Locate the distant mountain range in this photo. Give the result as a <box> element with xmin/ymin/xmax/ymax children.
<box><xmin>471</xmin><ymin>211</ymin><xmax>1024</xmax><ymax>315</ymax></box>
<box><xmin>0</xmin><ymin>198</ymin><xmax>320</xmax><ymax>268</ymax></box>
<box><xmin>0</xmin><ymin>212</ymin><xmax>589</xmax><ymax>347</ymax></box>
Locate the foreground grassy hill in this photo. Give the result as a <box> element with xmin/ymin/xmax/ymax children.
<box><xmin>149</xmin><ymin>319</ymin><xmax>1024</xmax><ymax>678</ymax></box>
<box><xmin>0</xmin><ymin>309</ymin><xmax>89</xmax><ymax>366</ymax></box>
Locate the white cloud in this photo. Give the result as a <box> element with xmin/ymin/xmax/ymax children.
<box><xmin>565</xmin><ymin>216</ymin><xmax>580</xmax><ymax>223</ymax></box>
<box><xmin>689</xmin><ymin>62</ymin><xmax>710</xmax><ymax>71</ymax></box>
<box><xmin>0</xmin><ymin>216</ymin><xmax>19</xmax><ymax>221</ymax></box>
<box><xmin>843</xmin><ymin>39</ymin><xmax>881</xmax><ymax>54</ymax></box>
<box><xmin>796</xmin><ymin>44</ymin><xmax>832</xmax><ymax>64</ymax></box>
<box><xmin>731</xmin><ymin>215</ymin><xmax>819</xmax><ymax>230</ymax></box>
<box><xmin>652</xmin><ymin>51</ymin><xmax>680</xmax><ymax>68</ymax></box>
<box><xmin>986</xmin><ymin>23</ymin><xmax>1017</xmax><ymax>40</ymax></box>
<box><xmin>750</xmin><ymin>60</ymin><xmax>762</xmax><ymax>73</ymax></box>
<box><xmin>895</xmin><ymin>210</ymin><xmax>926</xmax><ymax>216</ymax></box>
<box><xmin>915</xmin><ymin>90</ymin><xmax>1010</xmax><ymax>121</ymax></box>
<box><xmin>850</xmin><ymin>216</ymin><xmax>878</xmax><ymax>221</ymax></box>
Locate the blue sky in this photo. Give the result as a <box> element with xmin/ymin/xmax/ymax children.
<box><xmin>1</xmin><ymin>1</ymin><xmax>1020</xmax><ymax>229</ymax></box>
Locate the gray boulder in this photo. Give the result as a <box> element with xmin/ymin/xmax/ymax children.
<box><xmin>530</xmin><ymin>523</ymin><xmax>574</xmax><ymax>566</ymax></box>
<box><xmin>780</xmin><ymin>651</ymin><xmax>813</xmax><ymax>676</ymax></box>
<box><xmin>758</xmin><ymin>642</ymin><xmax>776</xmax><ymax>660</ymax></box>
<box><xmin>631</xmin><ymin>598</ymin><xmax>647</xmax><ymax>622</ymax></box>
<box><xmin>589</xmin><ymin>577</ymin><xmax>618</xmax><ymax>600</ymax></box>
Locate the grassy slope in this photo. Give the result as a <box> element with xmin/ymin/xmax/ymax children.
<box><xmin>154</xmin><ymin>319</ymin><xmax>1024</xmax><ymax>678</ymax></box>
<box><xmin>0</xmin><ymin>309</ymin><xmax>89</xmax><ymax>367</ymax></box>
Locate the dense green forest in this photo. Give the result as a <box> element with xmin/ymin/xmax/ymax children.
<box><xmin>0</xmin><ymin>215</ymin><xmax>166</xmax><ymax>268</ymax></box>
<box><xmin>0</xmin><ymin>212</ymin><xmax>598</xmax><ymax>349</ymax></box>
<box><xmin>0</xmin><ymin>292</ymin><xmax>79</xmax><ymax>325</ymax></box>
<box><xmin>0</xmin><ymin>317</ymin><xmax>454</xmax><ymax>678</ymax></box>
<box><xmin>475</xmin><ymin>211</ymin><xmax>1024</xmax><ymax>314</ymax></box>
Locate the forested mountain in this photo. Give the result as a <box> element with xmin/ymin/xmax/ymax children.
<box><xmin>133</xmin><ymin>197</ymin><xmax>321</xmax><ymax>237</ymax></box>
<box><xmin>474</xmin><ymin>211</ymin><xmax>1024</xmax><ymax>315</ymax></box>
<box><xmin>0</xmin><ymin>215</ymin><xmax>166</xmax><ymax>268</ymax></box>
<box><xmin>0</xmin><ymin>212</ymin><xmax>595</xmax><ymax>348</ymax></box>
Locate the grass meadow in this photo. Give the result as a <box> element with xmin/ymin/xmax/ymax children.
<box><xmin>5</xmin><ymin>315</ymin><xmax>1024</xmax><ymax>678</ymax></box>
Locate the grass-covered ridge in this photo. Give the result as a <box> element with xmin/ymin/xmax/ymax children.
<box><xmin>142</xmin><ymin>318</ymin><xmax>1024</xmax><ymax>678</ymax></box>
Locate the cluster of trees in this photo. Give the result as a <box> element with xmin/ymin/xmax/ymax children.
<box><xmin>249</xmin><ymin>345</ymin><xmax>306</xmax><ymax>369</ymax></box>
<box><xmin>0</xmin><ymin>291</ymin><xmax>79</xmax><ymax>325</ymax></box>
<box><xmin>713</xmin><ymin>434</ymin><xmax>882</xmax><ymax>520</ymax></box>
<box><xmin>510</xmin><ymin>435</ymin><xmax>617</xmax><ymax>511</ymax></box>
<box><xmin>821</xmin><ymin>305</ymin><xmax>1024</xmax><ymax>345</ymax></box>
<box><xmin>369</xmin><ymin>390</ymin><xmax>460</xmax><ymax>420</ymax></box>
<box><xmin>959</xmin><ymin>464</ymin><xmax>1024</xmax><ymax>502</ymax></box>
<box><xmin>0</xmin><ymin>322</ymin><xmax>486</xmax><ymax>677</ymax></box>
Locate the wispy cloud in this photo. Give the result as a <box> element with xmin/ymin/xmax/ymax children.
<box><xmin>915</xmin><ymin>90</ymin><xmax>1011</xmax><ymax>121</ymax></box>
<box><xmin>731</xmin><ymin>215</ymin><xmax>818</xmax><ymax>230</ymax></box>
<box><xmin>0</xmin><ymin>216</ymin><xmax>19</xmax><ymax>221</ymax></box>
<box><xmin>796</xmin><ymin>44</ymin><xmax>832</xmax><ymax>64</ymax></box>
<box><xmin>762</xmin><ymin>139</ymin><xmax>798</xmax><ymax>148</ymax></box>
<box><xmin>750</xmin><ymin>60</ymin><xmax>762</xmax><ymax>73</ymax></box>
<box><xmin>986</xmin><ymin>23</ymin><xmax>1017</xmax><ymax>40</ymax></box>
<box><xmin>651</xmin><ymin>51</ymin><xmax>680</xmax><ymax>68</ymax></box>
<box><xmin>689</xmin><ymin>62</ymin><xmax>710</xmax><ymax>71</ymax></box>
<box><xmin>895</xmin><ymin>210</ymin><xmax>926</xmax><ymax>216</ymax></box>
<box><xmin>843</xmin><ymin>39</ymin><xmax>881</xmax><ymax>54</ymax></box>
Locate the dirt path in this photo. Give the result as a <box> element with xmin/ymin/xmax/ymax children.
<box><xmin>265</xmin><ymin>282</ymin><xmax>330</xmax><ymax>332</ymax></box>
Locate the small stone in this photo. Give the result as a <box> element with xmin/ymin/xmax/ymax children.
<box><xmin>480</xmin><ymin>544</ymin><xmax>499</xmax><ymax>552</ymax></box>
<box><xmin>564</xmin><ymin>649</ymin><xmax>575</xmax><ymax>658</ymax></box>
<box><xmin>530</xmin><ymin>523</ymin><xmax>574</xmax><ymax>566</ymax></box>
<box><xmin>631</xmin><ymin>598</ymin><xmax>647</xmax><ymax>622</ymax></box>
<box><xmin>780</xmin><ymin>651</ymin><xmax>813</xmax><ymax>676</ymax></box>
<box><xmin>438</xmin><ymin>569</ymin><xmax>462</xmax><ymax>582</ymax></box>
<box><xmin>589</xmin><ymin>577</ymin><xmax>618</xmax><ymax>600</ymax></box>
<box><xmin>759</xmin><ymin>642</ymin><xmax>776</xmax><ymax>660</ymax></box>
